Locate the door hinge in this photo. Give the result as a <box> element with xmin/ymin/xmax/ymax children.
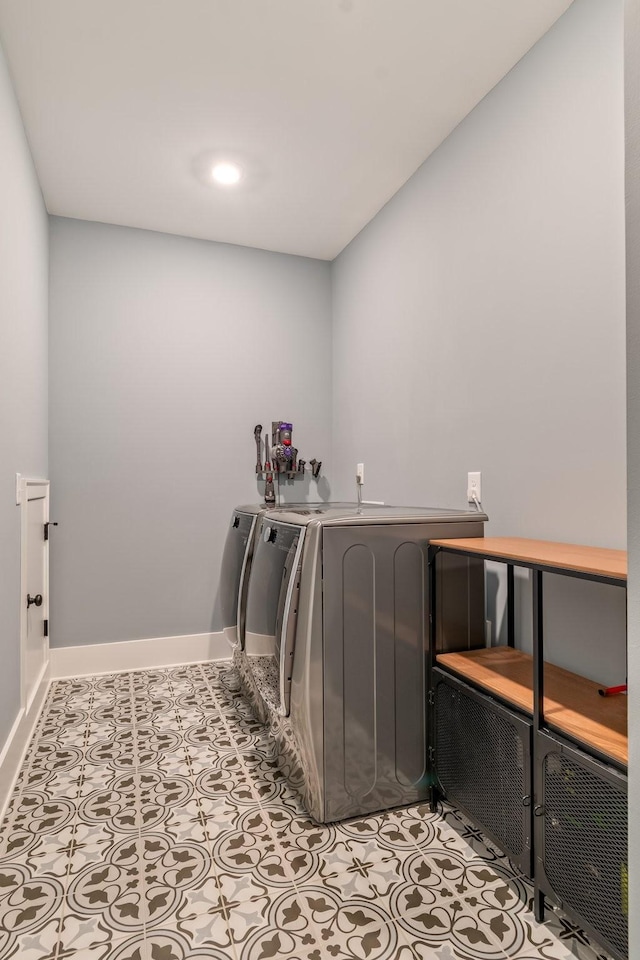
<box><xmin>428</xmin><ymin>745</ymin><xmax>436</xmax><ymax>764</ymax></box>
<box><xmin>44</xmin><ymin>522</ymin><xmax>58</xmax><ymax>541</ymax></box>
<box><xmin>43</xmin><ymin>619</ymin><xmax>48</xmax><ymax>638</ymax></box>
<box><xmin>427</xmin><ymin>690</ymin><xmax>435</xmax><ymax>706</ymax></box>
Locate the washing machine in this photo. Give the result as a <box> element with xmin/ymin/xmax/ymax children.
<box><xmin>242</xmin><ymin>504</ymin><xmax>488</xmax><ymax>822</ymax></box>
<box><xmin>219</xmin><ymin>502</ymin><xmax>358</xmax><ymax>652</ymax></box>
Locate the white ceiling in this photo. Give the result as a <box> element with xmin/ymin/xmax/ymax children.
<box><xmin>0</xmin><ymin>0</ymin><xmax>573</xmax><ymax>260</ymax></box>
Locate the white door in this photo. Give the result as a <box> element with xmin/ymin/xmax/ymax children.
<box><xmin>21</xmin><ymin>480</ymin><xmax>50</xmax><ymax>710</ymax></box>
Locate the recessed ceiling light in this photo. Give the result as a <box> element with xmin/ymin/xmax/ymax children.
<box><xmin>211</xmin><ymin>162</ymin><xmax>242</xmax><ymax>186</ymax></box>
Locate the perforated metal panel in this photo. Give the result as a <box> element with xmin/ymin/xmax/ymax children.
<box><xmin>434</xmin><ymin>669</ymin><xmax>532</xmax><ymax>875</ymax></box>
<box><xmin>538</xmin><ymin>737</ymin><xmax>628</xmax><ymax>960</ymax></box>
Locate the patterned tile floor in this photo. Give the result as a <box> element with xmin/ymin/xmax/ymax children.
<box><xmin>0</xmin><ymin>662</ymin><xmax>614</xmax><ymax>960</ymax></box>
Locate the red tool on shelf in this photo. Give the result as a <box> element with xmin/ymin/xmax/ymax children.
<box><xmin>597</xmin><ymin>684</ymin><xmax>627</xmax><ymax>697</ymax></box>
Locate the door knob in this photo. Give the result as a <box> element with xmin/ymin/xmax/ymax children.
<box><xmin>27</xmin><ymin>594</ymin><xmax>43</xmax><ymax>608</ymax></box>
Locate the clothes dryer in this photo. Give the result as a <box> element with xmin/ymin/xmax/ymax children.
<box><xmin>241</xmin><ymin>504</ymin><xmax>488</xmax><ymax>822</ymax></box>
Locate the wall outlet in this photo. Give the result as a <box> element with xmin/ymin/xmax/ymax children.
<box><xmin>356</xmin><ymin>463</ymin><xmax>365</xmax><ymax>484</ymax></box>
<box><xmin>467</xmin><ymin>471</ymin><xmax>481</xmax><ymax>503</ymax></box>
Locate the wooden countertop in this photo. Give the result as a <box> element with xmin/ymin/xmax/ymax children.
<box><xmin>437</xmin><ymin>647</ymin><xmax>627</xmax><ymax>766</ymax></box>
<box><xmin>430</xmin><ymin>537</ymin><xmax>627</xmax><ymax>581</ymax></box>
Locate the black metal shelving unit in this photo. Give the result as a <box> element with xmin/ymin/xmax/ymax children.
<box><xmin>427</xmin><ymin>537</ymin><xmax>628</xmax><ymax>960</ymax></box>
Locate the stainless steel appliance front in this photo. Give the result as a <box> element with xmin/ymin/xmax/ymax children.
<box><xmin>244</xmin><ymin>519</ymin><xmax>305</xmax><ymax>716</ymax></box>
<box><xmin>220</xmin><ymin>508</ymin><xmax>259</xmax><ymax>650</ymax></box>
<box><xmin>219</xmin><ymin>502</ymin><xmax>360</xmax><ymax>654</ymax></box>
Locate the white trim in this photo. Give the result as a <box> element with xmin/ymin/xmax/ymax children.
<box><xmin>50</xmin><ymin>631</ymin><xmax>230</xmax><ymax>679</ymax></box>
<box><xmin>25</xmin><ymin>658</ymin><xmax>49</xmax><ymax>714</ymax></box>
<box><xmin>0</xmin><ymin>666</ymin><xmax>50</xmax><ymax>819</ymax></box>
<box><xmin>20</xmin><ymin>478</ymin><xmax>50</xmax><ymax>711</ymax></box>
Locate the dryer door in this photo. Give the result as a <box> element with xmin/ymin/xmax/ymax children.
<box><xmin>245</xmin><ymin>518</ymin><xmax>304</xmax><ymax>716</ymax></box>
<box><xmin>220</xmin><ymin>511</ymin><xmax>256</xmax><ymax>650</ymax></box>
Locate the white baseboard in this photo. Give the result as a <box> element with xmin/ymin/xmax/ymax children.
<box><xmin>0</xmin><ymin>664</ymin><xmax>50</xmax><ymax>819</ymax></box>
<box><xmin>50</xmin><ymin>631</ymin><xmax>231</xmax><ymax>680</ymax></box>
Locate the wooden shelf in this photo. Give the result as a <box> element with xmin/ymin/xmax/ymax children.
<box><xmin>430</xmin><ymin>537</ymin><xmax>627</xmax><ymax>582</ymax></box>
<box><xmin>436</xmin><ymin>647</ymin><xmax>627</xmax><ymax>767</ymax></box>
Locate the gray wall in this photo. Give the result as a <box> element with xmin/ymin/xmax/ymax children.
<box><xmin>332</xmin><ymin>0</ymin><xmax>626</xmax><ymax>684</ymax></box>
<box><xmin>46</xmin><ymin>0</ymin><xmax>627</xmax><ymax>686</ymax></box>
<box><xmin>625</xmin><ymin>0</ymin><xmax>640</xmax><ymax>940</ymax></box>
<box><xmin>48</xmin><ymin>218</ymin><xmax>332</xmax><ymax>647</ymax></box>
<box><xmin>0</xmin><ymin>42</ymin><xmax>48</xmax><ymax>745</ymax></box>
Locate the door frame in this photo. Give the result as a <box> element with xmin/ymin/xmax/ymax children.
<box><xmin>19</xmin><ymin>477</ymin><xmax>50</xmax><ymax>711</ymax></box>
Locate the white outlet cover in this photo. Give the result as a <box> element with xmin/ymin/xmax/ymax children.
<box><xmin>467</xmin><ymin>471</ymin><xmax>481</xmax><ymax>502</ymax></box>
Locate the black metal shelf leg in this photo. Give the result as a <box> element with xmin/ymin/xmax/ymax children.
<box><xmin>532</xmin><ymin>569</ymin><xmax>546</xmax><ymax>927</ymax></box>
<box><xmin>507</xmin><ymin>564</ymin><xmax>515</xmax><ymax>647</ymax></box>
<box><xmin>428</xmin><ymin>544</ymin><xmax>439</xmax><ymax>811</ymax></box>
<box><xmin>534</xmin><ymin>889</ymin><xmax>545</xmax><ymax>923</ymax></box>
